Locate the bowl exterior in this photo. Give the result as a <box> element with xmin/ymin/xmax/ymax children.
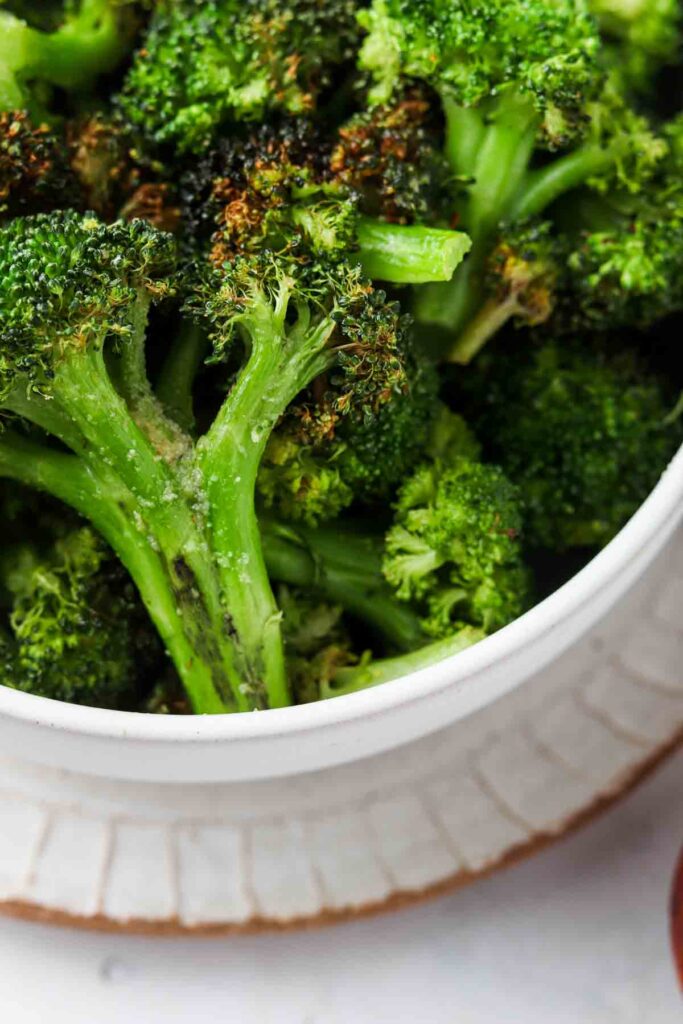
<box><xmin>1</xmin><ymin>522</ymin><xmax>682</xmax><ymax>931</ymax></box>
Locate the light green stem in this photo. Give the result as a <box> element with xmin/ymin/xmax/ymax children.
<box><xmin>323</xmin><ymin>627</ymin><xmax>485</xmax><ymax>699</ymax></box>
<box><xmin>156</xmin><ymin>319</ymin><xmax>209</xmax><ymax>433</ymax></box>
<box><xmin>51</xmin><ymin>347</ymin><xmax>247</xmax><ymax>710</ymax></box>
<box><xmin>509</xmin><ymin>143</ymin><xmax>624</xmax><ymax>221</ymax></box>
<box><xmin>261</xmin><ymin>521</ymin><xmax>425</xmax><ymax>651</ymax></box>
<box><xmin>0</xmin><ymin>431</ymin><xmax>230</xmax><ymax>714</ymax></box>
<box><xmin>447</xmin><ymin>294</ymin><xmax>522</xmax><ymax>365</ymax></box>
<box><xmin>356</xmin><ymin>218</ymin><xmax>471</xmax><ymax>284</ymax></box>
<box><xmin>201</xmin><ymin>303</ymin><xmax>334</xmax><ymax>709</ymax></box>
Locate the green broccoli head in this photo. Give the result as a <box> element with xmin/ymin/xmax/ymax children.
<box><xmin>465</xmin><ymin>342</ymin><xmax>682</xmax><ymax>550</ymax></box>
<box><xmin>182</xmin><ymin>119</ymin><xmax>358</xmax><ymax>265</ymax></box>
<box><xmin>0</xmin><ymin>210</ymin><xmax>176</xmax><ymax>400</ymax></box>
<box><xmin>1</xmin><ymin>526</ymin><xmax>161</xmax><ymax>707</ymax></box>
<box><xmin>116</xmin><ymin>0</ymin><xmax>360</xmax><ymax>154</ymax></box>
<box><xmin>191</xmin><ymin>250</ymin><xmax>411</xmax><ymax>440</ymax></box>
<box><xmin>257</xmin><ymin>348</ymin><xmax>438</xmax><ymax>525</ymax></box>
<box><xmin>383</xmin><ymin>429</ymin><xmax>529</xmax><ymax>638</ymax></box>
<box><xmin>181</xmin><ymin>118</ymin><xmax>470</xmax><ymax>285</ymax></box>
<box><xmin>358</xmin><ymin>0</ymin><xmax>601</xmax><ymax>145</ymax></box>
<box><xmin>0</xmin><ymin>0</ymin><xmax>137</xmax><ymax>118</ymax></box>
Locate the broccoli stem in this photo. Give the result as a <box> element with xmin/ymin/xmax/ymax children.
<box><xmin>24</xmin><ymin>0</ymin><xmax>131</xmax><ymax>93</ymax></box>
<box><xmin>0</xmin><ymin>14</ymin><xmax>28</xmax><ymax>109</ymax></box>
<box><xmin>8</xmin><ymin>346</ymin><xmax>253</xmax><ymax>712</ymax></box>
<box><xmin>110</xmin><ymin>295</ymin><xmax>188</xmax><ymax>451</ymax></box>
<box><xmin>508</xmin><ymin>143</ymin><xmax>626</xmax><ymax>221</ymax></box>
<box><xmin>442</xmin><ymin>98</ymin><xmax>485</xmax><ymax>178</ymax></box>
<box><xmin>448</xmin><ymin>293</ymin><xmax>526</xmax><ymax>365</ymax></box>
<box><xmin>414</xmin><ymin>91</ymin><xmax>538</xmax><ymax>337</ymax></box>
<box><xmin>261</xmin><ymin>521</ymin><xmax>425</xmax><ymax>652</ymax></box>
<box><xmin>0</xmin><ymin>2</ymin><xmax>131</xmax><ymax>115</ymax></box>
<box><xmin>356</xmin><ymin>218</ymin><xmax>471</xmax><ymax>284</ymax></box>
<box><xmin>156</xmin><ymin>319</ymin><xmax>209</xmax><ymax>433</ymax></box>
<box><xmin>465</xmin><ymin>91</ymin><xmax>539</xmax><ymax>239</ymax></box>
<box><xmin>322</xmin><ymin>627</ymin><xmax>485</xmax><ymax>698</ymax></box>
<box><xmin>201</xmin><ymin>300</ymin><xmax>334</xmax><ymax>709</ymax></box>
<box><xmin>0</xmin><ymin>431</ymin><xmax>231</xmax><ymax>714</ymax></box>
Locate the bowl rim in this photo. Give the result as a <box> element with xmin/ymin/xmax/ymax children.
<box><xmin>2</xmin><ymin>445</ymin><xmax>682</xmax><ymax>744</ymax></box>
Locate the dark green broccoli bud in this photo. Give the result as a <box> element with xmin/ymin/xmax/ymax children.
<box><xmin>1</xmin><ymin>527</ymin><xmax>161</xmax><ymax>708</ymax></box>
<box><xmin>116</xmin><ymin>0</ymin><xmax>360</xmax><ymax>154</ymax></box>
<box><xmin>465</xmin><ymin>342</ymin><xmax>683</xmax><ymax>549</ymax></box>
<box><xmin>384</xmin><ymin>437</ymin><xmax>529</xmax><ymax>639</ymax></box>
<box><xmin>181</xmin><ymin>119</ymin><xmax>470</xmax><ymax>286</ymax></box>
<box><xmin>0</xmin><ymin>1</ymin><xmax>138</xmax><ymax>119</ymax></box>
<box><xmin>590</xmin><ymin>0</ymin><xmax>681</xmax><ymax>93</ymax></box>
<box><xmin>329</xmin><ymin>85</ymin><xmax>453</xmax><ymax>224</ymax></box>
<box><xmin>0</xmin><ymin>210</ymin><xmax>175</xmax><ymax>400</ymax></box>
<box><xmin>257</xmin><ymin>348</ymin><xmax>438</xmax><ymax>524</ymax></box>
<box><xmin>0</xmin><ymin>110</ymin><xmax>79</xmax><ymax>219</ymax></box>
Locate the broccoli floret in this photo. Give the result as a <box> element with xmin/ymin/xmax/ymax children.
<box><xmin>180</xmin><ymin>120</ymin><xmax>470</xmax><ymax>286</ymax></box>
<box><xmin>356</xmin><ymin>0</ymin><xmax>671</xmax><ymax>361</ymax></box>
<box><xmin>0</xmin><ymin>110</ymin><xmax>79</xmax><ymax>219</ymax></box>
<box><xmin>452</xmin><ymin>220</ymin><xmax>561</xmax><ymax>363</ymax></box>
<box><xmin>0</xmin><ymin>1</ymin><xmax>137</xmax><ymax>118</ymax></box>
<box><xmin>1</xmin><ymin>526</ymin><xmax>160</xmax><ymax>708</ymax></box>
<box><xmin>556</xmin><ymin>127</ymin><xmax>683</xmax><ymax>331</ymax></box>
<box><xmin>116</xmin><ymin>0</ymin><xmax>360</xmax><ymax>154</ymax></box>
<box><xmin>464</xmin><ymin>342</ymin><xmax>683</xmax><ymax>549</ymax></box>
<box><xmin>66</xmin><ymin>114</ymin><xmax>181</xmax><ymax>230</ymax></box>
<box><xmin>0</xmin><ymin>209</ymin><xmax>417</xmax><ymax>713</ymax></box>
<box><xmin>329</xmin><ymin>85</ymin><xmax>453</xmax><ymax>224</ymax></box>
<box><xmin>258</xmin><ymin>347</ymin><xmax>438</xmax><ymax>524</ymax></box>
<box><xmin>384</xmin><ymin>451</ymin><xmax>529</xmax><ymax>638</ymax></box>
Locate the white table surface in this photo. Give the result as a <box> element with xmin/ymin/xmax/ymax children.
<box><xmin>0</xmin><ymin>750</ymin><xmax>681</xmax><ymax>1024</ymax></box>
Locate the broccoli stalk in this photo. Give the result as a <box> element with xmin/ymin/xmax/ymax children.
<box><xmin>356</xmin><ymin>216</ymin><xmax>471</xmax><ymax>284</ymax></box>
<box><xmin>0</xmin><ymin>212</ymin><xmax>416</xmax><ymax>712</ymax></box>
<box><xmin>0</xmin><ymin>1</ymin><xmax>135</xmax><ymax>116</ymax></box>
<box><xmin>261</xmin><ymin>519</ymin><xmax>425</xmax><ymax>652</ymax></box>
<box><xmin>323</xmin><ymin>627</ymin><xmax>484</xmax><ymax>699</ymax></box>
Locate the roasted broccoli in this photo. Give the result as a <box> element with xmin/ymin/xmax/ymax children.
<box><xmin>0</xmin><ymin>0</ymin><xmax>679</xmax><ymax>713</ymax></box>
<box><xmin>355</xmin><ymin>0</ymin><xmax>677</xmax><ymax>361</ymax></box>
<box><xmin>116</xmin><ymin>0</ymin><xmax>360</xmax><ymax>153</ymax></box>
<box><xmin>461</xmin><ymin>342</ymin><xmax>683</xmax><ymax>549</ymax></box>
<box><xmin>1</xmin><ymin>525</ymin><xmax>160</xmax><ymax>707</ymax></box>
<box><xmin>0</xmin><ymin>0</ymin><xmax>137</xmax><ymax>118</ymax></box>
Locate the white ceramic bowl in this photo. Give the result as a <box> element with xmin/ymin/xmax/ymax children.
<box><xmin>2</xmin><ymin>446</ymin><xmax>683</xmax><ymax>785</ymax></box>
